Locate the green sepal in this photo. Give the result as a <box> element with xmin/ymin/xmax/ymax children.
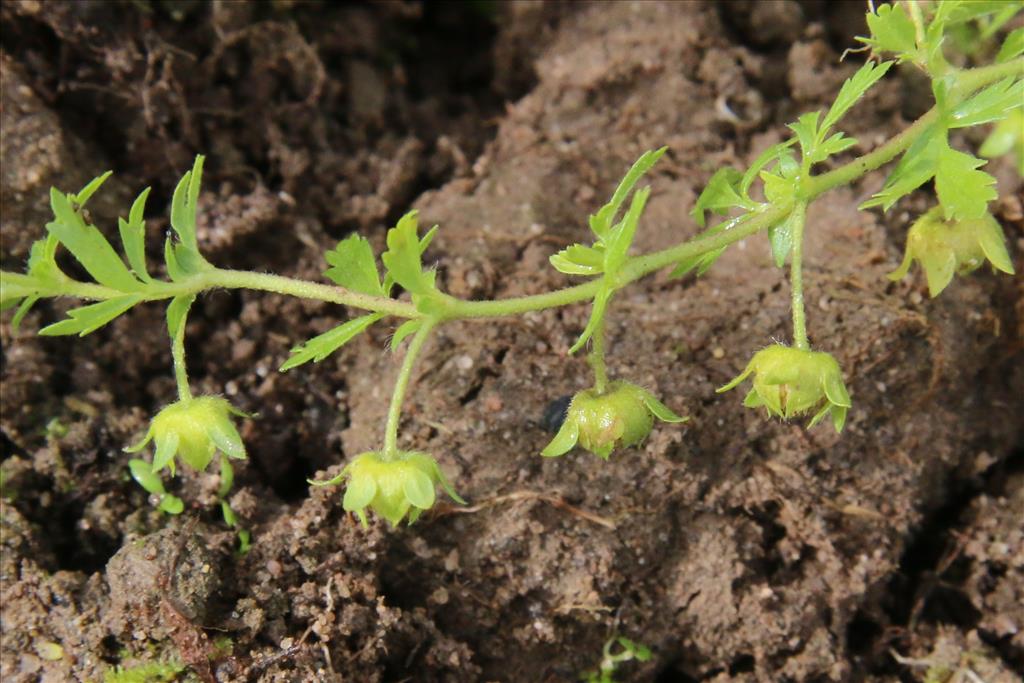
<box><xmin>541</xmin><ymin>418</ymin><xmax>579</xmax><ymax>457</ymax></box>
<box><xmin>343</xmin><ymin>475</ymin><xmax>376</xmax><ymax>511</ymax></box>
<box><xmin>976</xmin><ymin>214</ymin><xmax>1014</xmax><ymax>275</ymax></box>
<box><xmin>38</xmin><ymin>295</ymin><xmax>143</xmax><ymax>336</ymax></box>
<box><xmin>402</xmin><ymin>469</ymin><xmax>436</xmax><ymax>510</ymax></box>
<box><xmin>152</xmin><ymin>430</ymin><xmax>180</xmax><ymax>474</ymax></box>
<box><xmin>639</xmin><ymin>390</ymin><xmax>688</xmax><ymax>424</ymax></box>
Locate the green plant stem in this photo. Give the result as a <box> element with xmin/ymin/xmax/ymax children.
<box><xmin>171</xmin><ymin>303</ymin><xmax>192</xmax><ymax>401</ymax></box>
<box><xmin>5</xmin><ymin>58</ymin><xmax>1020</xmax><ymax>323</ymax></box>
<box><xmin>382</xmin><ymin>319</ymin><xmax>437</xmax><ymax>460</ymax></box>
<box><xmin>589</xmin><ymin>308</ymin><xmax>609</xmax><ymax>394</ymax></box>
<box><xmin>789</xmin><ymin>202</ymin><xmax>809</xmax><ymax>350</ymax></box>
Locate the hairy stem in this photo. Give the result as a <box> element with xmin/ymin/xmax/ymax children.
<box><xmin>789</xmin><ymin>202</ymin><xmax>809</xmax><ymax>350</ymax></box>
<box><xmin>5</xmin><ymin>59</ymin><xmax>1020</xmax><ymax>324</ymax></box>
<box><xmin>171</xmin><ymin>301</ymin><xmax>193</xmax><ymax>401</ymax></box>
<box><xmin>589</xmin><ymin>309</ymin><xmax>609</xmax><ymax>394</ymax></box>
<box><xmin>382</xmin><ymin>319</ymin><xmax>437</xmax><ymax>460</ymax></box>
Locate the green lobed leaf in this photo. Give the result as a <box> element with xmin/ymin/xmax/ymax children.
<box><xmin>10</xmin><ymin>296</ymin><xmax>39</xmax><ymax>332</ymax></box>
<box><xmin>589</xmin><ymin>147</ymin><xmax>666</xmax><ymax>238</ymax></box>
<box><xmin>550</xmin><ymin>243</ymin><xmax>605</xmax><ymax>276</ymax></box>
<box><xmin>937</xmin><ymin>0</ymin><xmax>1020</xmax><ymax>26</ymax></box>
<box><xmin>820</xmin><ymin>60</ymin><xmax>893</xmax><ymax>136</ymax></box>
<box><xmin>71</xmin><ymin>171</ymin><xmax>112</xmax><ymax>207</ymax></box>
<box><xmin>934</xmin><ymin>146</ymin><xmax>997</xmax><ymax>221</ymax></box>
<box><xmin>862</xmin><ymin>123</ymin><xmax>946</xmax><ymax>211</ymax></box>
<box><xmin>159</xmin><ymin>495</ymin><xmax>185</xmax><ymax>515</ymax></box>
<box><xmin>381</xmin><ymin>211</ymin><xmax>437</xmax><ymax>297</ymax></box>
<box><xmin>0</xmin><ymin>271</ymin><xmax>39</xmax><ymax>308</ymax></box>
<box><xmin>813</xmin><ymin>132</ymin><xmax>858</xmax><ymax>162</ymax></box>
<box><xmin>164</xmin><ymin>238</ymin><xmax>186</xmax><ymax>281</ymax></box>
<box><xmin>997</xmin><ymin>26</ymin><xmax>1024</xmax><ymax>62</ymax></box>
<box><xmin>603</xmin><ymin>186</ymin><xmax>650</xmax><ymax>275</ymax></box>
<box><xmin>569</xmin><ymin>287</ymin><xmax>611</xmax><ymax>355</ymax></box>
<box><xmin>169</xmin><ymin>155</ymin><xmax>204</xmax><ymax>253</ymax></box>
<box><xmin>860</xmin><ymin>3</ymin><xmax>917</xmax><ymax>59</ymax></box>
<box><xmin>324</xmin><ymin>234</ymin><xmax>385</xmax><ymax>296</ymax></box>
<box><xmin>47</xmin><ymin>189</ymin><xmax>140</xmax><ymax>292</ymax></box>
<box><xmin>760</xmin><ymin>170</ymin><xmax>798</xmax><ymax>206</ymax></box>
<box><xmin>767</xmin><ymin>210</ymin><xmax>799</xmax><ymax>268</ymax></box>
<box><xmin>690</xmin><ymin>167</ymin><xmax>747</xmax><ymax>227</ymax></box>
<box><xmin>279</xmin><ymin>313</ymin><xmax>382</xmax><ymax>371</ymax></box>
<box><xmin>39</xmin><ymin>295</ymin><xmax>143</xmax><ymax>336</ymax></box>
<box><xmin>980</xmin><ymin>109</ymin><xmax>1024</xmax><ymax>174</ymax></box>
<box><xmin>948</xmin><ymin>78</ymin><xmax>1024</xmax><ymax>129</ymax></box>
<box><xmin>166</xmin><ymin>294</ymin><xmax>195</xmax><ymax>341</ymax></box>
<box><xmin>788</xmin><ymin>111</ymin><xmax>821</xmax><ymax>161</ymax></box>
<box><xmin>739</xmin><ymin>139</ymin><xmax>796</xmax><ymax>197</ymax></box>
<box><xmin>118</xmin><ymin>187</ymin><xmax>153</xmax><ymax>283</ymax></box>
<box><xmin>129</xmin><ymin>459</ymin><xmax>166</xmax><ymax>495</ymax></box>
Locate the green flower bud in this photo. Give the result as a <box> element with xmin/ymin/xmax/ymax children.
<box><xmin>888</xmin><ymin>207</ymin><xmax>1014</xmax><ymax>298</ymax></box>
<box><xmin>126</xmin><ymin>396</ymin><xmax>248</xmax><ymax>474</ymax></box>
<box><xmin>718</xmin><ymin>344</ymin><xmax>851</xmax><ymax>432</ymax></box>
<box><xmin>542</xmin><ymin>381</ymin><xmax>686</xmax><ymax>460</ymax></box>
<box><xmin>331</xmin><ymin>451</ymin><xmax>466</xmax><ymax>528</ymax></box>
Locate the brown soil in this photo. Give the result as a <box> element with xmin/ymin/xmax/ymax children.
<box><xmin>2</xmin><ymin>2</ymin><xmax>1022</xmax><ymax>682</ymax></box>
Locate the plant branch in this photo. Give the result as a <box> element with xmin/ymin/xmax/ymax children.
<box><xmin>789</xmin><ymin>202</ymin><xmax>809</xmax><ymax>350</ymax></box>
<box><xmin>4</xmin><ymin>59</ymin><xmax>1019</xmax><ymax>327</ymax></box>
<box><xmin>382</xmin><ymin>319</ymin><xmax>437</xmax><ymax>459</ymax></box>
<box><xmin>171</xmin><ymin>302</ymin><xmax>193</xmax><ymax>401</ymax></box>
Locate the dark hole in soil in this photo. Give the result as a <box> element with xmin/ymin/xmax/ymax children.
<box><xmin>728</xmin><ymin>653</ymin><xmax>756</xmax><ymax>674</ymax></box>
<box><xmin>18</xmin><ymin>490</ymin><xmax>120</xmax><ymax>574</ymax></box>
<box><xmin>845</xmin><ymin>610</ymin><xmax>883</xmax><ymax>657</ymax></box>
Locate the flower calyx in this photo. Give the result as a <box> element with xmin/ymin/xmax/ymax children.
<box><xmin>126</xmin><ymin>395</ymin><xmax>248</xmax><ymax>474</ymax></box>
<box><xmin>888</xmin><ymin>207</ymin><xmax>1014</xmax><ymax>298</ymax></box>
<box><xmin>542</xmin><ymin>380</ymin><xmax>686</xmax><ymax>460</ymax></box>
<box><xmin>718</xmin><ymin>344</ymin><xmax>851</xmax><ymax>432</ymax></box>
<box><xmin>317</xmin><ymin>451</ymin><xmax>465</xmax><ymax>528</ymax></box>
